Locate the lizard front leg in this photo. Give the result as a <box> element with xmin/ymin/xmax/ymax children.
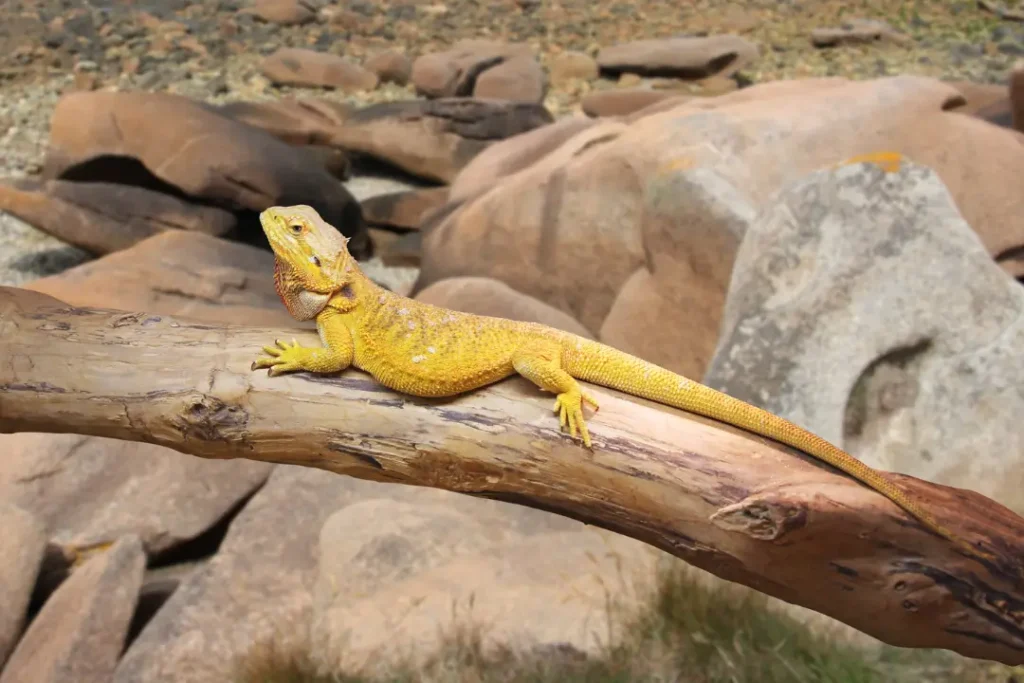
<box><xmin>512</xmin><ymin>340</ymin><xmax>600</xmax><ymax>447</ymax></box>
<box><xmin>252</xmin><ymin>309</ymin><xmax>353</xmax><ymax>376</ymax></box>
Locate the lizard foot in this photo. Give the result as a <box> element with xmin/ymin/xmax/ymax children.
<box><xmin>552</xmin><ymin>390</ymin><xmax>600</xmax><ymax>448</ymax></box>
<box><xmin>251</xmin><ymin>338</ymin><xmax>318</xmax><ymax>376</ymax></box>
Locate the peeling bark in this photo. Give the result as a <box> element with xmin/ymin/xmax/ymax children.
<box><xmin>1</xmin><ymin>286</ymin><xmax>1023</xmax><ymax>664</ymax></box>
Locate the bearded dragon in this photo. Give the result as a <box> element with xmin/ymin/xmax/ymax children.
<box><xmin>252</xmin><ymin>204</ymin><xmax>993</xmax><ymax>565</ymax></box>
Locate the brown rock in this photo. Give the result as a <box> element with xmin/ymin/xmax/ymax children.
<box><xmin>377</xmin><ymin>231</ymin><xmax>422</xmax><ymax>267</ymax></box>
<box><xmin>448</xmin><ymin>115</ymin><xmax>598</xmax><ymax>204</ymax></box>
<box><xmin>314</xmin><ymin>521</ymin><xmax>659</xmax><ymax>673</ymax></box>
<box><xmin>41</xmin><ymin>91</ymin><xmax>369</xmax><ymax>256</ymax></box>
<box><xmin>111</xmin><ymin>466</ymin><xmax>392</xmax><ymax>683</ymax></box>
<box><xmin>415</xmin><ymin>277</ymin><xmax>594</xmax><ymax>338</ymax></box>
<box><xmin>215</xmin><ymin>97</ymin><xmax>353</xmax><ymax>145</ymax></box>
<box><xmin>416</xmin><ymin>76</ymin><xmax>1024</xmax><ymax>373</ymax></box>
<box><xmin>330</xmin><ymin>98</ymin><xmax>554</xmax><ymax>183</ymax></box>
<box><xmin>0</xmin><ymin>433</ymin><xmax>273</xmax><ymax>558</ymax></box>
<box><xmin>810</xmin><ymin>19</ymin><xmax>912</xmax><ymax>48</ymax></box>
<box><xmin>260</xmin><ymin>47</ymin><xmax>379</xmax><ymax>92</ymax></box>
<box><xmin>360</xmin><ymin>186</ymin><xmax>449</xmax><ymax>230</ymax></box>
<box><xmin>0</xmin><ymin>504</ymin><xmax>47</xmax><ymax>669</ymax></box>
<box><xmin>1011</xmin><ymin>61</ymin><xmax>1024</xmax><ymax>132</ymax></box>
<box><xmin>581</xmin><ymin>88</ymin><xmax>686</xmax><ymax>117</ymax></box>
<box><xmin>0</xmin><ymin>536</ymin><xmax>146</xmax><ymax>683</ymax></box>
<box><xmin>0</xmin><ymin>178</ymin><xmax>236</xmax><ymax>256</ymax></box>
<box><xmin>596</xmin><ymin>35</ymin><xmax>759</xmax><ymax>80</ymax></box>
<box><xmin>304</xmin><ymin>144</ymin><xmax>352</xmax><ymax>179</ymax></box>
<box><xmin>26</xmin><ymin>229</ymin><xmax>299</xmax><ymax>326</ymax></box>
<box><xmin>411</xmin><ymin>39</ymin><xmax>533</xmax><ymax>98</ymax></box>
<box><xmin>548</xmin><ymin>50</ymin><xmax>599</xmax><ymax>86</ymax></box>
<box><xmin>473</xmin><ymin>55</ymin><xmax>547</xmax><ymax>103</ymax></box>
<box><xmin>243</xmin><ymin>0</ymin><xmax>317</xmax><ymax>25</ymax></box>
<box><xmin>364</xmin><ymin>49</ymin><xmax>412</xmax><ymax>86</ymax></box>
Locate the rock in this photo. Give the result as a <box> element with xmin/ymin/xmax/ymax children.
<box><xmin>705</xmin><ymin>159</ymin><xmax>1024</xmax><ymax>512</ymax></box>
<box><xmin>25</xmin><ymin>230</ymin><xmax>299</xmax><ymax>327</ymax></box>
<box><xmin>447</xmin><ymin>115</ymin><xmax>598</xmax><ymax>204</ymax></box>
<box><xmin>0</xmin><ymin>178</ymin><xmax>236</xmax><ymax>256</ymax></box>
<box><xmin>411</xmin><ymin>39</ymin><xmax>533</xmax><ymax>98</ymax></box>
<box><xmin>364</xmin><ymin>49</ymin><xmax>412</xmax><ymax>86</ymax></box>
<box><xmin>374</xmin><ymin>230</ymin><xmax>423</xmax><ymax>267</ymax></box>
<box><xmin>259</xmin><ymin>48</ymin><xmax>379</xmax><ymax>92</ymax></box>
<box><xmin>0</xmin><ymin>504</ymin><xmax>47</xmax><ymax>669</ymax></box>
<box><xmin>359</xmin><ymin>187</ymin><xmax>449</xmax><ymax>230</ymax></box>
<box><xmin>416</xmin><ymin>76</ymin><xmax>1024</xmax><ymax>376</ymax></box>
<box><xmin>415</xmin><ymin>277</ymin><xmax>594</xmax><ymax>338</ymax></box>
<box><xmin>215</xmin><ymin>97</ymin><xmax>352</xmax><ymax>146</ymax></box>
<box><xmin>313</xmin><ymin>518</ymin><xmax>660</xmax><ymax>673</ymax></box>
<box><xmin>0</xmin><ymin>536</ymin><xmax>146</xmax><ymax>683</ymax></box>
<box><xmin>242</xmin><ymin>0</ymin><xmax>317</xmax><ymax>25</ymax></box>
<box><xmin>0</xmin><ymin>433</ymin><xmax>273</xmax><ymax>558</ymax></box>
<box><xmin>1012</xmin><ymin>61</ymin><xmax>1024</xmax><ymax>132</ymax></box>
<box><xmin>42</xmin><ymin>91</ymin><xmax>369</xmax><ymax>257</ymax></box>
<box><xmin>0</xmin><ymin>211</ymin><xmax>90</xmax><ymax>288</ymax></box>
<box><xmin>548</xmin><ymin>50</ymin><xmax>599</xmax><ymax>87</ymax></box>
<box><xmin>945</xmin><ymin>80</ymin><xmax>1006</xmax><ymax>116</ymax></box>
<box><xmin>330</xmin><ymin>98</ymin><xmax>554</xmax><ymax>183</ymax></box>
<box><xmin>811</xmin><ymin>19</ymin><xmax>912</xmax><ymax>48</ymax></box>
<box><xmin>111</xmin><ymin>466</ymin><xmax>391</xmax><ymax>683</ymax></box>
<box><xmin>304</xmin><ymin>144</ymin><xmax>352</xmax><ymax>180</ymax></box>
<box><xmin>581</xmin><ymin>88</ymin><xmax>686</xmax><ymax>118</ymax></box>
<box><xmin>472</xmin><ymin>55</ymin><xmax>547</xmax><ymax>103</ymax></box>
<box><xmin>596</xmin><ymin>35</ymin><xmax>759</xmax><ymax>80</ymax></box>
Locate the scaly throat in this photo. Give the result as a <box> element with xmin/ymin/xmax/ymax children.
<box><xmin>273</xmin><ymin>258</ymin><xmax>333</xmax><ymax>321</ymax></box>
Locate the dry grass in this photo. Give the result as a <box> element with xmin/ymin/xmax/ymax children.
<box><xmin>234</xmin><ymin>561</ymin><xmax>1024</xmax><ymax>683</ymax></box>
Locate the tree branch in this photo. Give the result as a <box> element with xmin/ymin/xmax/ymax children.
<box><xmin>1</xmin><ymin>285</ymin><xmax>1022</xmax><ymax>664</ymax></box>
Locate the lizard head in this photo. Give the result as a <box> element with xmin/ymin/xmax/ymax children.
<box><xmin>260</xmin><ymin>204</ymin><xmax>354</xmax><ymax>320</ymax></box>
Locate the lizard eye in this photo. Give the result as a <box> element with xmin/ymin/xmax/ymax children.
<box><xmin>289</xmin><ymin>222</ymin><xmax>303</xmax><ymax>234</ymax></box>
<box><xmin>310</xmin><ymin>256</ymin><xmax>321</xmax><ymax>267</ymax></box>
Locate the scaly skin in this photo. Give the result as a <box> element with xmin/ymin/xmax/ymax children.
<box><xmin>253</xmin><ymin>204</ymin><xmax>995</xmax><ymax>566</ymax></box>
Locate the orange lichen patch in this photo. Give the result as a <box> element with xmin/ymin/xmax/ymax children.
<box><xmin>835</xmin><ymin>151</ymin><xmax>904</xmax><ymax>173</ymax></box>
<box><xmin>656</xmin><ymin>156</ymin><xmax>699</xmax><ymax>176</ymax></box>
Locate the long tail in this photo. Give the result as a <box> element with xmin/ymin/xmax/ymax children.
<box><xmin>562</xmin><ymin>337</ymin><xmax>991</xmax><ymax>563</ymax></box>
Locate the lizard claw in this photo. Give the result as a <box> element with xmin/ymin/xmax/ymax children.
<box><xmin>553</xmin><ymin>391</ymin><xmax>593</xmax><ymax>448</ymax></box>
<box><xmin>252</xmin><ymin>338</ymin><xmax>309</xmax><ymax>375</ymax></box>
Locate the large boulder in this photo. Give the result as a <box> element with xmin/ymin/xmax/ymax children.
<box><xmin>417</xmin><ymin>76</ymin><xmax>1024</xmax><ymax>376</ymax></box>
<box><xmin>41</xmin><ymin>91</ymin><xmax>369</xmax><ymax>257</ymax></box>
<box><xmin>705</xmin><ymin>158</ymin><xmax>1024</xmax><ymax>513</ymax></box>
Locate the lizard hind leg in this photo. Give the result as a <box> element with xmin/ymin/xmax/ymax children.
<box><xmin>512</xmin><ymin>341</ymin><xmax>599</xmax><ymax>447</ymax></box>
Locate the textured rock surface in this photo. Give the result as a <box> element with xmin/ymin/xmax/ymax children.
<box><xmin>111</xmin><ymin>466</ymin><xmax>386</xmax><ymax>683</ymax></box>
<box><xmin>705</xmin><ymin>159</ymin><xmax>1024</xmax><ymax>512</ymax></box>
<box><xmin>0</xmin><ymin>504</ymin><xmax>47</xmax><ymax>669</ymax></box>
<box><xmin>0</xmin><ymin>535</ymin><xmax>146</xmax><ymax>683</ymax></box>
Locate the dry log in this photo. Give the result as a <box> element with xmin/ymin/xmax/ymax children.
<box><xmin>1</xmin><ymin>285</ymin><xmax>1023</xmax><ymax>664</ymax></box>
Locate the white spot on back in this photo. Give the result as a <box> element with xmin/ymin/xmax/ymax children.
<box><xmin>408</xmin><ymin>321</ymin><xmax>416</xmax><ymax>330</ymax></box>
<box><xmin>398</xmin><ymin>308</ymin><xmax>409</xmax><ymax>315</ymax></box>
<box><xmin>411</xmin><ymin>355</ymin><xmax>426</xmax><ymax>363</ymax></box>
<box><xmin>427</xmin><ymin>346</ymin><xmax>436</xmax><ymax>354</ymax></box>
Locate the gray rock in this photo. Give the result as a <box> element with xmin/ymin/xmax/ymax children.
<box><xmin>0</xmin><ymin>433</ymin><xmax>272</xmax><ymax>557</ymax></box>
<box><xmin>0</xmin><ymin>211</ymin><xmax>90</xmax><ymax>287</ymax></box>
<box><xmin>111</xmin><ymin>465</ymin><xmax>391</xmax><ymax>683</ymax></box>
<box><xmin>704</xmin><ymin>160</ymin><xmax>1024</xmax><ymax>512</ymax></box>
<box><xmin>0</xmin><ymin>535</ymin><xmax>146</xmax><ymax>683</ymax></box>
<box><xmin>0</xmin><ymin>504</ymin><xmax>47</xmax><ymax>669</ymax></box>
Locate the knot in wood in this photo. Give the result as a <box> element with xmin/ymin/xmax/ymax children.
<box><xmin>709</xmin><ymin>497</ymin><xmax>807</xmax><ymax>540</ymax></box>
<box><xmin>173</xmin><ymin>394</ymin><xmax>250</xmax><ymax>444</ymax></box>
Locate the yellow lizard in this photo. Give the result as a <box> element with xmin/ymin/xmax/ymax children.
<box><xmin>252</xmin><ymin>204</ymin><xmax>993</xmax><ymax>565</ymax></box>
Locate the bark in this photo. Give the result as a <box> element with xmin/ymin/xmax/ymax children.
<box><xmin>1</xmin><ymin>286</ymin><xmax>1022</xmax><ymax>664</ymax></box>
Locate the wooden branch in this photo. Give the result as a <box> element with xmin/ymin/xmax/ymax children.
<box><xmin>1</xmin><ymin>285</ymin><xmax>1023</xmax><ymax>664</ymax></box>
